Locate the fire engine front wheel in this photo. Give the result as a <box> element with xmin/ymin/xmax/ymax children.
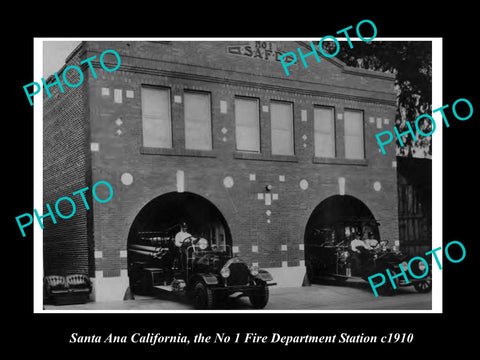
<box><xmin>192</xmin><ymin>281</ymin><xmax>214</xmax><ymax>310</ymax></box>
<box><xmin>413</xmin><ymin>279</ymin><xmax>432</xmax><ymax>293</ymax></box>
<box><xmin>249</xmin><ymin>283</ymin><xmax>269</xmax><ymax>309</ymax></box>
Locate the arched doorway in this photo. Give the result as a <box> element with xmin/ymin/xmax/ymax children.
<box><xmin>305</xmin><ymin>195</ymin><xmax>380</xmax><ymax>246</ymax></box>
<box><xmin>127</xmin><ymin>192</ymin><xmax>232</xmax><ymax>249</ymax></box>
<box><xmin>304</xmin><ymin>195</ymin><xmax>380</xmax><ymax>281</ymax></box>
<box><xmin>126</xmin><ymin>192</ymin><xmax>232</xmax><ymax>294</ymax></box>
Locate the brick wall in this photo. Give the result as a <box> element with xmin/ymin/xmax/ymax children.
<box><xmin>80</xmin><ymin>41</ymin><xmax>399</xmax><ymax>281</ymax></box>
<box><xmin>43</xmin><ymin>44</ymin><xmax>94</xmax><ymax>277</ymax></box>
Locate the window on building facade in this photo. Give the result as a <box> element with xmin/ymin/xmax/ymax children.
<box><xmin>271</xmin><ymin>101</ymin><xmax>294</xmax><ymax>156</ymax></box>
<box><xmin>314</xmin><ymin>106</ymin><xmax>335</xmax><ymax>158</ymax></box>
<box><xmin>344</xmin><ymin>109</ymin><xmax>365</xmax><ymax>159</ymax></box>
<box><xmin>184</xmin><ymin>92</ymin><xmax>212</xmax><ymax>150</ymax></box>
<box><xmin>235</xmin><ymin>97</ymin><xmax>260</xmax><ymax>152</ymax></box>
<box><xmin>141</xmin><ymin>86</ymin><xmax>172</xmax><ymax>148</ymax></box>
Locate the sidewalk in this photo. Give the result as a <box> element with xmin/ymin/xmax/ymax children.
<box><xmin>43</xmin><ymin>281</ymin><xmax>432</xmax><ymax>311</ymax></box>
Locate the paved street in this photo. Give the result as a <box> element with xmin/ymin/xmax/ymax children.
<box><xmin>44</xmin><ymin>279</ymin><xmax>432</xmax><ymax>311</ymax></box>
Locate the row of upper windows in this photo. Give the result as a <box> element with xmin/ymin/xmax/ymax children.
<box><xmin>141</xmin><ymin>86</ymin><xmax>365</xmax><ymax>160</ymax></box>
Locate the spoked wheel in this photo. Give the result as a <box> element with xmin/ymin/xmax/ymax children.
<box><xmin>192</xmin><ymin>281</ymin><xmax>214</xmax><ymax>309</ymax></box>
<box><xmin>249</xmin><ymin>283</ymin><xmax>269</xmax><ymax>309</ymax></box>
<box><xmin>414</xmin><ymin>279</ymin><xmax>432</xmax><ymax>293</ymax></box>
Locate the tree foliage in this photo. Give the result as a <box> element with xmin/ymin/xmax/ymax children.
<box><xmin>324</xmin><ymin>41</ymin><xmax>432</xmax><ymax>157</ymax></box>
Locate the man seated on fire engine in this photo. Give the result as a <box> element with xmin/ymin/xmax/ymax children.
<box><xmin>350</xmin><ymin>233</ymin><xmax>372</xmax><ymax>273</ymax></box>
<box><xmin>350</xmin><ymin>233</ymin><xmax>372</xmax><ymax>252</ymax></box>
<box><xmin>364</xmin><ymin>232</ymin><xmax>379</xmax><ymax>249</ymax></box>
<box><xmin>173</xmin><ymin>222</ymin><xmax>193</xmax><ymax>270</ymax></box>
<box><xmin>175</xmin><ymin>222</ymin><xmax>192</xmax><ymax>247</ymax></box>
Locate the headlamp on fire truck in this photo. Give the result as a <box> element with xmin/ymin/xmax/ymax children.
<box><xmin>197</xmin><ymin>238</ymin><xmax>209</xmax><ymax>250</ymax></box>
<box><xmin>250</xmin><ymin>264</ymin><xmax>259</xmax><ymax>276</ymax></box>
<box><xmin>220</xmin><ymin>266</ymin><xmax>230</xmax><ymax>278</ymax></box>
<box><xmin>418</xmin><ymin>261</ymin><xmax>427</xmax><ymax>271</ymax></box>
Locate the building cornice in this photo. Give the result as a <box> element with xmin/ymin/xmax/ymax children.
<box><xmin>118</xmin><ymin>64</ymin><xmax>397</xmax><ymax>106</ymax></box>
<box><xmin>296</xmin><ymin>41</ymin><xmax>396</xmax><ymax>81</ymax></box>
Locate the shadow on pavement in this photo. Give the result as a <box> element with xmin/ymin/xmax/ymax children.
<box><xmin>149</xmin><ymin>288</ymin><xmax>257</xmax><ymax>310</ymax></box>
<box><xmin>309</xmin><ymin>276</ymin><xmax>425</xmax><ymax>296</ymax></box>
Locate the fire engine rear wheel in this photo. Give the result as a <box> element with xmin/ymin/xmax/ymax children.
<box><xmin>249</xmin><ymin>283</ymin><xmax>269</xmax><ymax>309</ymax></box>
<box><xmin>193</xmin><ymin>281</ymin><xmax>214</xmax><ymax>310</ymax></box>
<box><xmin>413</xmin><ymin>279</ymin><xmax>432</xmax><ymax>293</ymax></box>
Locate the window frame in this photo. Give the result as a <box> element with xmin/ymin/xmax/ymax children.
<box><xmin>234</xmin><ymin>96</ymin><xmax>261</xmax><ymax>153</ymax></box>
<box><xmin>183</xmin><ymin>90</ymin><xmax>213</xmax><ymax>151</ymax></box>
<box><xmin>270</xmin><ymin>100</ymin><xmax>295</xmax><ymax>156</ymax></box>
<box><xmin>140</xmin><ymin>85</ymin><xmax>173</xmax><ymax>149</ymax></box>
<box><xmin>343</xmin><ymin>108</ymin><xmax>366</xmax><ymax>160</ymax></box>
<box><xmin>313</xmin><ymin>105</ymin><xmax>336</xmax><ymax>159</ymax></box>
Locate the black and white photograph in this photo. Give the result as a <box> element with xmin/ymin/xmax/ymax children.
<box><xmin>38</xmin><ymin>39</ymin><xmax>436</xmax><ymax>312</ymax></box>
<box><xmin>7</xmin><ymin>6</ymin><xmax>477</xmax><ymax>355</ymax></box>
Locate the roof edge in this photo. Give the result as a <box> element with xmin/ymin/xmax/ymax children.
<box><xmin>296</xmin><ymin>41</ymin><xmax>396</xmax><ymax>80</ymax></box>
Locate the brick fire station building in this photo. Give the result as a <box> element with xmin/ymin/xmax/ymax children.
<box><xmin>43</xmin><ymin>41</ymin><xmax>398</xmax><ymax>302</ymax></box>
